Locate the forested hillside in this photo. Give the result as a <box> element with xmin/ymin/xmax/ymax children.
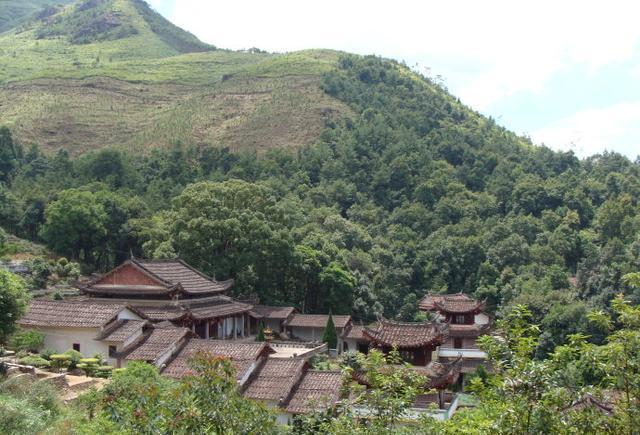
<box><xmin>1</xmin><ymin>45</ymin><xmax>639</xmax><ymax>360</ymax></box>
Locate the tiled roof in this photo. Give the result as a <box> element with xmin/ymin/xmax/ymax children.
<box><xmin>363</xmin><ymin>319</ymin><xmax>448</xmax><ymax>348</ymax></box>
<box><xmin>99</xmin><ymin>320</ymin><xmax>147</xmax><ymax>342</ymax></box>
<box><xmin>125</xmin><ymin>326</ymin><xmax>191</xmax><ymax>362</ymax></box>
<box><xmin>411</xmin><ymin>358</ymin><xmax>462</xmax><ymax>389</ymax></box>
<box><xmin>254</xmin><ymin>305</ymin><xmax>295</xmax><ymax>320</ymax></box>
<box><xmin>448</xmin><ymin>323</ymin><xmax>490</xmax><ymax>337</ymax></box>
<box><xmin>354</xmin><ymin>360</ymin><xmax>461</xmax><ymax>390</ymax></box>
<box><xmin>286</xmin><ymin>314</ymin><xmax>351</xmax><ymax>329</ymax></box>
<box><xmin>285</xmin><ymin>371</ymin><xmax>343</xmax><ymax>414</ymax></box>
<box><xmin>18</xmin><ymin>300</ymin><xmax>124</xmax><ymax>328</ymax></box>
<box><xmin>563</xmin><ymin>394</ymin><xmax>613</xmax><ymax>415</ymax></box>
<box><xmin>134</xmin><ymin>259</ymin><xmax>233</xmax><ymax>295</ymax></box>
<box><xmin>163</xmin><ymin>340</ymin><xmax>269</xmax><ymax>380</ymax></box>
<box><xmin>134</xmin><ymin>305</ymin><xmax>189</xmax><ymax>321</ymax></box>
<box><xmin>189</xmin><ymin>300</ymin><xmax>253</xmax><ymax>320</ymax></box>
<box><xmin>345</xmin><ymin>324</ymin><xmax>367</xmax><ymax>340</ymax></box>
<box><xmin>419</xmin><ymin>293</ymin><xmax>484</xmax><ymax>314</ymax></box>
<box><xmin>243</xmin><ymin>359</ymin><xmax>306</xmax><ymax>402</ymax></box>
<box><xmin>131</xmin><ymin>297</ymin><xmax>252</xmax><ymax>322</ymax></box>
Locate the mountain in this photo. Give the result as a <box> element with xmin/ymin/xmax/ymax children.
<box><xmin>0</xmin><ymin>0</ymin><xmax>75</xmax><ymax>34</ymax></box>
<box><xmin>0</xmin><ymin>0</ymin><xmax>349</xmax><ymax>155</ymax></box>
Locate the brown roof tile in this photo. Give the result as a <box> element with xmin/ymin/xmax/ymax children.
<box><xmin>363</xmin><ymin>319</ymin><xmax>448</xmax><ymax>348</ymax></box>
<box><xmin>134</xmin><ymin>305</ymin><xmax>189</xmax><ymax>321</ymax></box>
<box><xmin>189</xmin><ymin>300</ymin><xmax>253</xmax><ymax>320</ymax></box>
<box><xmin>18</xmin><ymin>300</ymin><xmax>125</xmax><ymax>328</ymax></box>
<box><xmin>125</xmin><ymin>326</ymin><xmax>191</xmax><ymax>363</ymax></box>
<box><xmin>411</xmin><ymin>358</ymin><xmax>462</xmax><ymax>389</ymax></box>
<box><xmin>254</xmin><ymin>305</ymin><xmax>295</xmax><ymax>320</ymax></box>
<box><xmin>448</xmin><ymin>323</ymin><xmax>490</xmax><ymax>337</ymax></box>
<box><xmin>163</xmin><ymin>340</ymin><xmax>269</xmax><ymax>380</ymax></box>
<box><xmin>134</xmin><ymin>259</ymin><xmax>233</xmax><ymax>295</ymax></box>
<box><xmin>419</xmin><ymin>293</ymin><xmax>484</xmax><ymax>314</ymax></box>
<box><xmin>243</xmin><ymin>359</ymin><xmax>306</xmax><ymax>402</ymax></box>
<box><xmin>286</xmin><ymin>314</ymin><xmax>351</xmax><ymax>329</ymax></box>
<box><xmin>99</xmin><ymin>320</ymin><xmax>147</xmax><ymax>342</ymax></box>
<box><xmin>285</xmin><ymin>370</ymin><xmax>343</xmax><ymax>414</ymax></box>
<box><xmin>345</xmin><ymin>325</ymin><xmax>367</xmax><ymax>340</ymax></box>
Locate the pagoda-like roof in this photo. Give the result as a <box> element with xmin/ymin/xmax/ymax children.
<box><xmin>81</xmin><ymin>259</ymin><xmax>234</xmax><ymax>298</ymax></box>
<box><xmin>363</xmin><ymin>319</ymin><xmax>448</xmax><ymax>348</ymax></box>
<box><xmin>448</xmin><ymin>322</ymin><xmax>491</xmax><ymax>337</ymax></box>
<box><xmin>420</xmin><ymin>293</ymin><xmax>485</xmax><ymax>314</ymax></box>
<box><xmin>352</xmin><ymin>357</ymin><xmax>462</xmax><ymax>390</ymax></box>
<box><xmin>413</xmin><ymin>357</ymin><xmax>463</xmax><ymax>389</ymax></box>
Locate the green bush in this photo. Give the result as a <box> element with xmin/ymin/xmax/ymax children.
<box><xmin>50</xmin><ymin>354</ymin><xmax>71</xmax><ymax>371</ymax></box>
<box><xmin>63</xmin><ymin>349</ymin><xmax>82</xmax><ymax>369</ymax></box>
<box><xmin>0</xmin><ymin>395</ymin><xmax>51</xmax><ymax>435</ymax></box>
<box><xmin>0</xmin><ymin>376</ymin><xmax>61</xmax><ymax>432</ymax></box>
<box><xmin>40</xmin><ymin>348</ymin><xmax>56</xmax><ymax>360</ymax></box>
<box><xmin>9</xmin><ymin>329</ymin><xmax>44</xmax><ymax>353</ymax></box>
<box><xmin>95</xmin><ymin>365</ymin><xmax>113</xmax><ymax>378</ymax></box>
<box><xmin>17</xmin><ymin>355</ymin><xmax>50</xmax><ymax>368</ymax></box>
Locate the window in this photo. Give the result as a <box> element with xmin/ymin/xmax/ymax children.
<box><xmin>108</xmin><ymin>345</ymin><xmax>117</xmax><ymax>357</ymax></box>
<box><xmin>400</xmin><ymin>350</ymin><xmax>414</xmax><ymax>364</ymax></box>
<box><xmin>454</xmin><ymin>315</ymin><xmax>466</xmax><ymax>324</ymax></box>
<box><xmin>454</xmin><ymin>338</ymin><xmax>463</xmax><ymax>349</ymax></box>
<box><xmin>73</xmin><ymin>343</ymin><xmax>80</xmax><ymax>352</ymax></box>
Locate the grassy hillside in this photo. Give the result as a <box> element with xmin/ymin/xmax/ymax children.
<box><xmin>0</xmin><ymin>0</ymin><xmax>75</xmax><ymax>34</ymax></box>
<box><xmin>0</xmin><ymin>0</ymin><xmax>350</xmax><ymax>154</ymax></box>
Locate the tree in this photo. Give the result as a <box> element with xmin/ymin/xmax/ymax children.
<box><xmin>0</xmin><ymin>270</ymin><xmax>30</xmax><ymax>342</ymax></box>
<box><xmin>9</xmin><ymin>329</ymin><xmax>44</xmax><ymax>352</ymax></box>
<box><xmin>322</xmin><ymin>312</ymin><xmax>338</xmax><ymax>350</ymax></box>
<box><xmin>41</xmin><ymin>189</ymin><xmax>108</xmax><ymax>265</ymax></box>
<box><xmin>0</xmin><ymin>126</ymin><xmax>22</xmax><ymax>183</ymax></box>
<box><xmin>295</xmin><ymin>349</ymin><xmax>427</xmax><ymax>433</ymax></box>
<box><xmin>141</xmin><ymin>180</ymin><xmax>295</xmax><ymax>300</ymax></box>
<box><xmin>256</xmin><ymin>323</ymin><xmax>266</xmax><ymax>342</ymax></box>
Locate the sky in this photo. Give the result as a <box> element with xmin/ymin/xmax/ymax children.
<box><xmin>147</xmin><ymin>0</ymin><xmax>640</xmax><ymax>159</ymax></box>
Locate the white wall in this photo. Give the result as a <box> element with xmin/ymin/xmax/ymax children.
<box><xmin>475</xmin><ymin>313</ymin><xmax>490</xmax><ymax>325</ymax></box>
<box><xmin>30</xmin><ymin>327</ymin><xmax>116</xmax><ymax>365</ymax></box>
<box><xmin>288</xmin><ymin>326</ymin><xmax>344</xmax><ymax>351</ymax></box>
<box><xmin>263</xmin><ymin>319</ymin><xmax>283</xmax><ymax>333</ymax></box>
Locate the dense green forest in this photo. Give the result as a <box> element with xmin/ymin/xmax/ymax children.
<box><xmin>1</xmin><ymin>54</ymin><xmax>639</xmax><ymax>360</ymax></box>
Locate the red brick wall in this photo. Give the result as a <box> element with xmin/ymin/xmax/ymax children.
<box><xmin>95</xmin><ymin>264</ymin><xmax>159</xmax><ymax>286</ymax></box>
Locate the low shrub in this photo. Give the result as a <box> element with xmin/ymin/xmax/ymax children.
<box><xmin>40</xmin><ymin>348</ymin><xmax>56</xmax><ymax>360</ymax></box>
<box><xmin>64</xmin><ymin>349</ymin><xmax>82</xmax><ymax>369</ymax></box>
<box><xmin>50</xmin><ymin>354</ymin><xmax>71</xmax><ymax>371</ymax></box>
<box><xmin>77</xmin><ymin>358</ymin><xmax>100</xmax><ymax>376</ymax></box>
<box><xmin>0</xmin><ymin>375</ymin><xmax>61</xmax><ymax>426</ymax></box>
<box><xmin>17</xmin><ymin>355</ymin><xmax>50</xmax><ymax>368</ymax></box>
<box><xmin>95</xmin><ymin>365</ymin><xmax>113</xmax><ymax>378</ymax></box>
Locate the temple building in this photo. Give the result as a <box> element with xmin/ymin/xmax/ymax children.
<box><xmin>362</xmin><ymin>319</ymin><xmax>449</xmax><ymax>366</ymax></box>
<box><xmin>79</xmin><ymin>258</ymin><xmax>257</xmax><ymax>339</ymax></box>
<box><xmin>419</xmin><ymin>293</ymin><xmax>490</xmax><ymax>373</ymax></box>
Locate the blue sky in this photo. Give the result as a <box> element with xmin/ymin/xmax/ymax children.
<box><xmin>148</xmin><ymin>0</ymin><xmax>640</xmax><ymax>159</ymax></box>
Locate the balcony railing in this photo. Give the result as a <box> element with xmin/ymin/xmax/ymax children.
<box><xmin>437</xmin><ymin>347</ymin><xmax>487</xmax><ymax>359</ymax></box>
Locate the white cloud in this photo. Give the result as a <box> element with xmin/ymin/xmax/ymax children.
<box><xmin>532</xmin><ymin>102</ymin><xmax>640</xmax><ymax>158</ymax></box>
<box><xmin>159</xmin><ymin>0</ymin><xmax>640</xmax><ymax>110</ymax></box>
